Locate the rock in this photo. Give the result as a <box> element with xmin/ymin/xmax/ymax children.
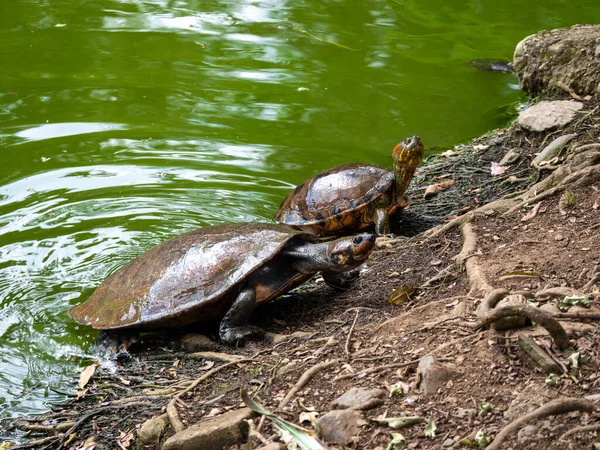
<box><xmin>139</xmin><ymin>414</ymin><xmax>168</xmax><ymax>444</ymax></box>
<box><xmin>517</xmin><ymin>101</ymin><xmax>583</xmax><ymax>132</ymax></box>
<box><xmin>514</xmin><ymin>24</ymin><xmax>600</xmax><ymax>97</ymax></box>
<box><xmin>491</xmin><ymin>294</ymin><xmax>528</xmax><ymax>330</ymax></box>
<box><xmin>179</xmin><ymin>333</ymin><xmax>220</xmax><ymax>352</ymax></box>
<box><xmin>538</xmin><ymin>303</ymin><xmax>561</xmax><ymax>314</ymax></box>
<box><xmin>416</xmin><ymin>356</ymin><xmax>454</xmax><ymax>395</ymax></box>
<box><xmin>499</xmin><ymin>148</ymin><xmax>521</xmax><ymax>165</ymax></box>
<box><xmin>517</xmin><ymin>424</ymin><xmax>538</xmax><ymax>443</ymax></box>
<box><xmin>162</xmin><ymin>408</ymin><xmax>255</xmax><ymax>450</ymax></box>
<box><xmin>331</xmin><ymin>387</ymin><xmax>385</xmax><ymax>410</ymax></box>
<box><xmin>257</xmin><ymin>444</ymin><xmax>285</xmax><ymax>450</ymax></box>
<box><xmin>316</xmin><ymin>409</ymin><xmax>362</xmax><ymax>445</ymax></box>
<box><xmin>442</xmin><ymin>438</ymin><xmax>455</xmax><ymax>447</ymax></box>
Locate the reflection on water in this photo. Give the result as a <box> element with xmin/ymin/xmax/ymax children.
<box><xmin>1</xmin><ymin>0</ymin><xmax>600</xmax><ymax>428</ymax></box>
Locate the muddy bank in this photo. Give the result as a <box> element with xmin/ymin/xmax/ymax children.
<box><xmin>4</xmin><ymin>25</ymin><xmax>600</xmax><ymax>450</ymax></box>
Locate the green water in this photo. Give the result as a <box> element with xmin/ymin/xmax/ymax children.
<box><xmin>0</xmin><ymin>0</ymin><xmax>599</xmax><ymax>425</ymax></box>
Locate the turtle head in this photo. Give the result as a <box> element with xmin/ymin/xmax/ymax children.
<box><xmin>392</xmin><ymin>135</ymin><xmax>424</xmax><ymax>197</ymax></box>
<box><xmin>328</xmin><ymin>233</ymin><xmax>375</xmax><ymax>271</ymax></box>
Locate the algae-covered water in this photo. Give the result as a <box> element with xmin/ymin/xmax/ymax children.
<box><xmin>1</xmin><ymin>0</ymin><xmax>599</xmax><ymax>425</ymax></box>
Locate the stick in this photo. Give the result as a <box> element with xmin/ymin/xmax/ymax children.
<box><xmin>333</xmin><ymin>357</ymin><xmax>453</xmax><ymax>381</ymax></box>
<box><xmin>345</xmin><ymin>311</ymin><xmax>359</xmax><ymax>357</ymax></box>
<box><xmin>278</xmin><ymin>359</ymin><xmax>340</xmax><ymax>409</ymax></box>
<box><xmin>487</xmin><ymin>398</ymin><xmax>596</xmax><ymax>450</ymax></box>
<box><xmin>459</xmin><ymin>222</ymin><xmax>493</xmax><ymax>296</ymax></box>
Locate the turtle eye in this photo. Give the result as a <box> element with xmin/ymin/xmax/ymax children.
<box><xmin>353</xmin><ymin>236</ymin><xmax>363</xmax><ymax>245</ymax></box>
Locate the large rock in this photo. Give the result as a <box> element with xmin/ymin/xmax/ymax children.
<box><xmin>331</xmin><ymin>387</ymin><xmax>385</xmax><ymax>410</ymax></box>
<box><xmin>316</xmin><ymin>409</ymin><xmax>362</xmax><ymax>445</ymax></box>
<box><xmin>162</xmin><ymin>408</ymin><xmax>255</xmax><ymax>450</ymax></box>
<box><xmin>517</xmin><ymin>101</ymin><xmax>583</xmax><ymax>132</ymax></box>
<box><xmin>416</xmin><ymin>356</ymin><xmax>454</xmax><ymax>395</ymax></box>
<box><xmin>514</xmin><ymin>24</ymin><xmax>600</xmax><ymax>97</ymax></box>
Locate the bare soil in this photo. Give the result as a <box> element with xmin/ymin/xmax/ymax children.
<box><xmin>4</xmin><ymin>96</ymin><xmax>600</xmax><ymax>450</ymax></box>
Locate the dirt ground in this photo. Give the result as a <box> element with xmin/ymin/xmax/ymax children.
<box><xmin>3</xmin><ymin>96</ymin><xmax>600</xmax><ymax>450</ymax></box>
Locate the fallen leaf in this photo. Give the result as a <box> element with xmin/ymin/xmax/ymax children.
<box><xmin>423</xmin><ymin>179</ymin><xmax>455</xmax><ymax>199</ymax></box>
<box><xmin>199</xmin><ymin>360</ymin><xmax>215</xmax><ymax>371</ymax></box>
<box><xmin>521</xmin><ymin>202</ymin><xmax>541</xmax><ymax>222</ymax></box>
<box><xmin>473</xmin><ymin>144</ymin><xmax>489</xmax><ymax>150</ymax></box>
<box><xmin>490</xmin><ymin>162</ymin><xmax>507</xmax><ymax>176</ymax></box>
<box><xmin>119</xmin><ymin>430</ymin><xmax>135</xmax><ymax>448</ymax></box>
<box><xmin>424</xmin><ymin>416</ymin><xmax>437</xmax><ymax>438</ymax></box>
<box><xmin>78</xmin><ymin>363</ymin><xmax>99</xmax><ymax>389</ymax></box>
<box><xmin>385</xmin><ymin>433</ymin><xmax>407</xmax><ymax>450</ymax></box>
<box><xmin>299</xmin><ymin>411</ymin><xmax>319</xmax><ymax>424</ymax></box>
<box><xmin>593</xmin><ymin>198</ymin><xmax>599</xmax><ymax>210</ymax></box>
<box><xmin>173</xmin><ymin>359</ymin><xmax>180</xmax><ymax>368</ymax></box>
<box><xmin>117</xmin><ymin>376</ymin><xmax>131</xmax><ymax>386</ymax></box>
<box><xmin>387</xmin><ymin>285</ymin><xmax>414</xmax><ymax>305</ymax></box>
<box><xmin>441</xmin><ymin>149</ymin><xmax>457</xmax><ymax>157</ymax></box>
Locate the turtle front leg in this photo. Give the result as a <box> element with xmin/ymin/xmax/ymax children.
<box><xmin>322</xmin><ymin>270</ymin><xmax>360</xmax><ymax>291</ymax></box>
<box><xmin>219</xmin><ymin>288</ymin><xmax>262</xmax><ymax>345</ymax></box>
<box><xmin>374</xmin><ymin>208</ymin><xmax>390</xmax><ymax>235</ymax></box>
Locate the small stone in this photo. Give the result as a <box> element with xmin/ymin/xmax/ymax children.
<box><xmin>517</xmin><ymin>424</ymin><xmax>538</xmax><ymax>442</ymax></box>
<box><xmin>179</xmin><ymin>333</ymin><xmax>220</xmax><ymax>352</ymax></box>
<box><xmin>554</xmin><ymin>233</ymin><xmax>564</xmax><ymax>241</ymax></box>
<box><xmin>416</xmin><ymin>356</ymin><xmax>454</xmax><ymax>395</ymax></box>
<box><xmin>139</xmin><ymin>414</ymin><xmax>168</xmax><ymax>444</ymax></box>
<box><xmin>162</xmin><ymin>408</ymin><xmax>255</xmax><ymax>450</ymax></box>
<box><xmin>499</xmin><ymin>148</ymin><xmax>521</xmax><ymax>165</ymax></box>
<box><xmin>517</xmin><ymin>100</ymin><xmax>583</xmax><ymax>132</ymax></box>
<box><xmin>443</xmin><ymin>438</ymin><xmax>455</xmax><ymax>447</ymax></box>
<box><xmin>316</xmin><ymin>409</ymin><xmax>362</xmax><ymax>445</ymax></box>
<box><xmin>331</xmin><ymin>387</ymin><xmax>386</xmax><ymax>410</ymax></box>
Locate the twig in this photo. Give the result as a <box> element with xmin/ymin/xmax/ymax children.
<box><xmin>420</xmin><ymin>264</ymin><xmax>458</xmax><ymax>288</ymax></box>
<box><xmin>487</xmin><ymin>398</ymin><xmax>596</xmax><ymax>450</ymax></box>
<box><xmin>582</xmin><ymin>265</ymin><xmax>600</xmax><ymax>292</ymax></box>
<box><xmin>56</xmin><ymin>406</ymin><xmax>114</xmax><ymax>450</ymax></box>
<box><xmin>345</xmin><ymin>311</ymin><xmax>359</xmax><ymax>357</ymax></box>
<box><xmin>166</xmin><ymin>359</ymin><xmax>251</xmax><ymax>431</ymax></box>
<box><xmin>430</xmin><ymin>331</ymin><xmax>485</xmax><ymax>355</ymax></box>
<box><xmin>278</xmin><ymin>359</ymin><xmax>340</xmax><ymax>409</ymax></box>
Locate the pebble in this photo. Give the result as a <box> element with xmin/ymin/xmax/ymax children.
<box><xmin>316</xmin><ymin>409</ymin><xmax>362</xmax><ymax>445</ymax></box>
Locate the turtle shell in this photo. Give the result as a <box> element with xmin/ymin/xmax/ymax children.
<box><xmin>68</xmin><ymin>223</ymin><xmax>309</xmax><ymax>330</ymax></box>
<box><xmin>274</xmin><ymin>163</ymin><xmax>394</xmax><ymax>235</ymax></box>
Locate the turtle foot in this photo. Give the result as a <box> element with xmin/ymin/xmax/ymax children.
<box><xmin>323</xmin><ymin>269</ymin><xmax>360</xmax><ymax>291</ymax></box>
<box><xmin>219</xmin><ymin>325</ymin><xmax>263</xmax><ymax>346</ymax></box>
<box><xmin>96</xmin><ymin>331</ymin><xmax>139</xmax><ymax>358</ymax></box>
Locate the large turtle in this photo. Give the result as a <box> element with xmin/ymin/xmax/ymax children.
<box><xmin>69</xmin><ymin>223</ymin><xmax>374</xmax><ymax>345</ymax></box>
<box><xmin>274</xmin><ymin>135</ymin><xmax>424</xmax><ymax>236</ymax></box>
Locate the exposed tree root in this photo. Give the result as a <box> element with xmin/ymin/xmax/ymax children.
<box><xmin>9</xmin><ymin>436</ymin><xmax>61</xmax><ymax>450</ymax></box>
<box><xmin>475</xmin><ymin>288</ymin><xmax>509</xmax><ymax>320</ymax></box>
<box><xmin>582</xmin><ymin>265</ymin><xmax>600</xmax><ymax>292</ymax></box>
<box><xmin>278</xmin><ymin>359</ymin><xmax>340</xmax><ymax>409</ymax></box>
<box><xmin>476</xmin><ymin>305</ymin><xmax>571</xmax><ymax>350</ymax></box>
<box><xmin>560</xmin><ymin>423</ymin><xmax>600</xmax><ymax>439</ymax></box>
<box><xmin>345</xmin><ymin>310</ymin><xmax>359</xmax><ymax>357</ymax></box>
<box><xmin>458</xmin><ymin>222</ymin><xmax>493</xmax><ymax>296</ymax></box>
<box><xmin>487</xmin><ymin>398</ymin><xmax>596</xmax><ymax>450</ymax></box>
<box><xmin>333</xmin><ymin>357</ymin><xmax>453</xmax><ymax>381</ymax></box>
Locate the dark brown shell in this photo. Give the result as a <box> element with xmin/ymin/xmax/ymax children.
<box><xmin>274</xmin><ymin>164</ymin><xmax>393</xmax><ymax>234</ymax></box>
<box><xmin>68</xmin><ymin>223</ymin><xmax>306</xmax><ymax>330</ymax></box>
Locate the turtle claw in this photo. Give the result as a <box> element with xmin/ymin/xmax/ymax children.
<box><xmin>219</xmin><ymin>325</ymin><xmax>263</xmax><ymax>346</ymax></box>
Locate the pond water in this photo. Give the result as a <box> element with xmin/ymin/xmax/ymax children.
<box><xmin>1</xmin><ymin>0</ymin><xmax>599</xmax><ymax>426</ymax></box>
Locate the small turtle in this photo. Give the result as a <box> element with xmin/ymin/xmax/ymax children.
<box><xmin>274</xmin><ymin>136</ymin><xmax>424</xmax><ymax>236</ymax></box>
<box><xmin>69</xmin><ymin>223</ymin><xmax>374</xmax><ymax>345</ymax></box>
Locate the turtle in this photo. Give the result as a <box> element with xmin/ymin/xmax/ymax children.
<box><xmin>274</xmin><ymin>135</ymin><xmax>424</xmax><ymax>236</ymax></box>
<box><xmin>68</xmin><ymin>222</ymin><xmax>375</xmax><ymax>345</ymax></box>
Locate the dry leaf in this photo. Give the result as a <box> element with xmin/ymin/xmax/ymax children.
<box><xmin>199</xmin><ymin>361</ymin><xmax>215</xmax><ymax>371</ymax></box>
<box><xmin>423</xmin><ymin>179</ymin><xmax>455</xmax><ymax>199</ymax></box>
<box><xmin>117</xmin><ymin>376</ymin><xmax>131</xmax><ymax>386</ymax></box>
<box><xmin>77</xmin><ymin>437</ymin><xmax>97</xmax><ymax>450</ymax></box>
<box><xmin>78</xmin><ymin>363</ymin><xmax>99</xmax><ymax>389</ymax></box>
<box><xmin>299</xmin><ymin>411</ymin><xmax>319</xmax><ymax>424</ymax></box>
<box><xmin>473</xmin><ymin>144</ymin><xmax>489</xmax><ymax>151</ymax></box>
<box><xmin>521</xmin><ymin>202</ymin><xmax>541</xmax><ymax>222</ymax></box>
<box><xmin>490</xmin><ymin>162</ymin><xmax>507</xmax><ymax>176</ymax></box>
<box><xmin>387</xmin><ymin>285</ymin><xmax>414</xmax><ymax>305</ymax></box>
<box><xmin>172</xmin><ymin>359</ymin><xmax>180</xmax><ymax>368</ymax></box>
<box><xmin>441</xmin><ymin>149</ymin><xmax>457</xmax><ymax>157</ymax></box>
<box><xmin>119</xmin><ymin>430</ymin><xmax>135</xmax><ymax>448</ymax></box>
<box><xmin>593</xmin><ymin>198</ymin><xmax>599</xmax><ymax>210</ymax></box>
